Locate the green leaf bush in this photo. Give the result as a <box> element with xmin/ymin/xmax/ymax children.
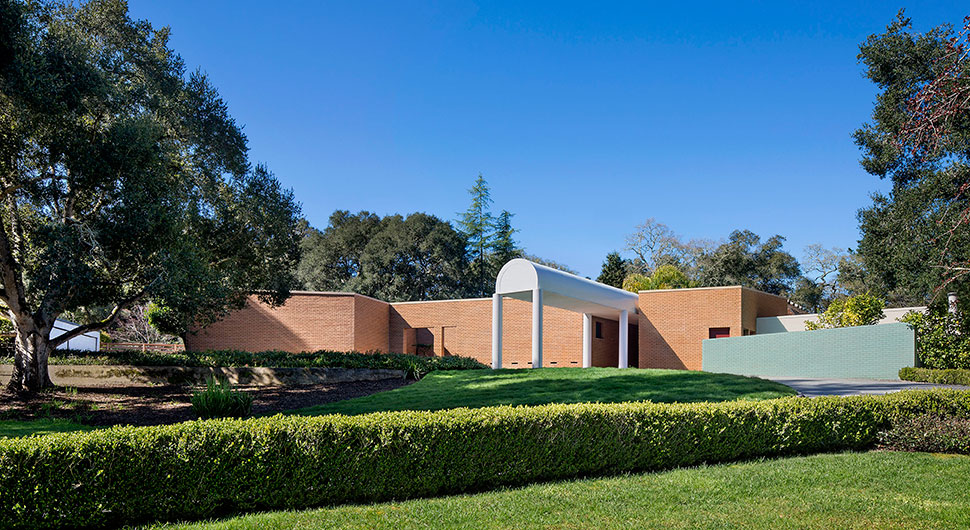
<box><xmin>899</xmin><ymin>366</ymin><xmax>970</xmax><ymax>385</ymax></box>
<box><xmin>0</xmin><ymin>349</ymin><xmax>489</xmax><ymax>371</ymax></box>
<box><xmin>900</xmin><ymin>311</ymin><xmax>970</xmax><ymax>369</ymax></box>
<box><xmin>804</xmin><ymin>293</ymin><xmax>886</xmax><ymax>330</ymax></box>
<box><xmin>191</xmin><ymin>377</ymin><xmax>253</xmax><ymax>419</ymax></box>
<box><xmin>878</xmin><ymin>413</ymin><xmax>970</xmax><ymax>454</ymax></box>
<box><xmin>2</xmin><ymin>389</ymin><xmax>970</xmax><ymax>529</ymax></box>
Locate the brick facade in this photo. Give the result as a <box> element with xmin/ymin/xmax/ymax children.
<box><xmin>187</xmin><ymin>286</ymin><xmax>791</xmax><ymax>371</ymax></box>
<box><xmin>637</xmin><ymin>286</ymin><xmax>793</xmax><ymax>370</ymax></box>
<box><xmin>186</xmin><ymin>292</ymin><xmax>385</xmax><ymax>353</ymax></box>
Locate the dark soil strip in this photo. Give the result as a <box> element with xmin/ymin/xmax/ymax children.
<box><xmin>0</xmin><ymin>379</ymin><xmax>410</xmax><ymax>427</ymax></box>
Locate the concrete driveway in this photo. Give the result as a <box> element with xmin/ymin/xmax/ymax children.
<box><xmin>766</xmin><ymin>376</ymin><xmax>970</xmax><ymax>397</ymax></box>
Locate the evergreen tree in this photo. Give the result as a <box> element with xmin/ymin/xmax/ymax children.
<box><xmin>597</xmin><ymin>252</ymin><xmax>629</xmax><ymax>288</ymax></box>
<box><xmin>458</xmin><ymin>175</ymin><xmax>495</xmax><ymax>297</ymax></box>
<box><xmin>490</xmin><ymin>210</ymin><xmax>522</xmax><ymax>276</ymax></box>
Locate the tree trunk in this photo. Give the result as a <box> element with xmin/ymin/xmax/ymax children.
<box><xmin>6</xmin><ymin>324</ymin><xmax>55</xmax><ymax>392</ymax></box>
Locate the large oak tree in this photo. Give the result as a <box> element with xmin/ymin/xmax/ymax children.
<box><xmin>0</xmin><ymin>0</ymin><xmax>301</xmax><ymax>391</ymax></box>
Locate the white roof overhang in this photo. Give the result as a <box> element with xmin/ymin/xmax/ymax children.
<box><xmin>494</xmin><ymin>258</ymin><xmax>638</xmax><ymax>323</ymax></box>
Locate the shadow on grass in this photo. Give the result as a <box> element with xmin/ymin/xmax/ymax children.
<box><xmin>0</xmin><ymin>417</ymin><xmax>95</xmax><ymax>438</ymax></box>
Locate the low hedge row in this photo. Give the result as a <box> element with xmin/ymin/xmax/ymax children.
<box><xmin>0</xmin><ymin>349</ymin><xmax>488</xmax><ymax>371</ymax></box>
<box><xmin>878</xmin><ymin>413</ymin><xmax>970</xmax><ymax>454</ymax></box>
<box><xmin>899</xmin><ymin>366</ymin><xmax>970</xmax><ymax>385</ymax></box>
<box><xmin>2</xmin><ymin>389</ymin><xmax>970</xmax><ymax>529</ymax></box>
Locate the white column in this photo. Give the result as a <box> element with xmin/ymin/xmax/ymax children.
<box><xmin>582</xmin><ymin>313</ymin><xmax>592</xmax><ymax>368</ymax></box>
<box><xmin>618</xmin><ymin>310</ymin><xmax>629</xmax><ymax>368</ymax></box>
<box><xmin>532</xmin><ymin>288</ymin><xmax>543</xmax><ymax>368</ymax></box>
<box><xmin>492</xmin><ymin>293</ymin><xmax>503</xmax><ymax>369</ymax></box>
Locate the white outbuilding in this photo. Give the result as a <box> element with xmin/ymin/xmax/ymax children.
<box><xmin>491</xmin><ymin>258</ymin><xmax>638</xmax><ymax>369</ymax></box>
<box><xmin>51</xmin><ymin>319</ymin><xmax>101</xmax><ymax>351</ymax></box>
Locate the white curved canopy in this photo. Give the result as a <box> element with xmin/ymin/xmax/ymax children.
<box><xmin>495</xmin><ymin>258</ymin><xmax>638</xmax><ymax>321</ymax></box>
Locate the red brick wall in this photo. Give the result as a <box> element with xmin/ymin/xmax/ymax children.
<box><xmin>741</xmin><ymin>288</ymin><xmax>792</xmax><ymax>335</ymax></box>
<box><xmin>638</xmin><ymin>287</ymin><xmax>742</xmax><ymax>370</ymax></box>
<box><xmin>389</xmin><ymin>298</ymin><xmax>614</xmax><ymax>367</ymax></box>
<box><xmin>590</xmin><ymin>317</ymin><xmax>619</xmax><ymax>367</ymax></box>
<box><xmin>187</xmin><ymin>292</ymin><xmax>626</xmax><ymax>366</ymax></box>
<box><xmin>186</xmin><ymin>293</ymin><xmax>359</xmax><ymax>352</ymax></box>
<box><xmin>638</xmin><ymin>286</ymin><xmax>793</xmax><ymax>370</ymax></box>
<box><xmin>353</xmin><ymin>294</ymin><xmax>390</xmax><ymax>352</ymax></box>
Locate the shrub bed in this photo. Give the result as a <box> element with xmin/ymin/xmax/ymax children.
<box><xmin>0</xmin><ymin>349</ymin><xmax>488</xmax><ymax>372</ymax></box>
<box><xmin>899</xmin><ymin>367</ymin><xmax>970</xmax><ymax>385</ymax></box>
<box><xmin>878</xmin><ymin>413</ymin><xmax>970</xmax><ymax>454</ymax></box>
<box><xmin>2</xmin><ymin>389</ymin><xmax>970</xmax><ymax>529</ymax></box>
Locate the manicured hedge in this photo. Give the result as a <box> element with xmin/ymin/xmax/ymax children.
<box><xmin>878</xmin><ymin>413</ymin><xmax>970</xmax><ymax>454</ymax></box>
<box><xmin>2</xmin><ymin>390</ymin><xmax>970</xmax><ymax>529</ymax></box>
<box><xmin>0</xmin><ymin>349</ymin><xmax>488</xmax><ymax>371</ymax></box>
<box><xmin>899</xmin><ymin>367</ymin><xmax>970</xmax><ymax>386</ymax></box>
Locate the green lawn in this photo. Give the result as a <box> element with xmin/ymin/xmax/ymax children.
<box><xmin>141</xmin><ymin>451</ymin><xmax>970</xmax><ymax>529</ymax></box>
<box><xmin>0</xmin><ymin>417</ymin><xmax>94</xmax><ymax>438</ymax></box>
<box><xmin>292</xmin><ymin>367</ymin><xmax>796</xmax><ymax>416</ymax></box>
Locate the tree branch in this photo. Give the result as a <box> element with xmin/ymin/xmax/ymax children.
<box><xmin>49</xmin><ymin>288</ymin><xmax>149</xmax><ymax>347</ymax></box>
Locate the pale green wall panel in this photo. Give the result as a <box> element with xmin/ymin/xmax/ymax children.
<box><xmin>701</xmin><ymin>322</ymin><xmax>914</xmax><ymax>380</ymax></box>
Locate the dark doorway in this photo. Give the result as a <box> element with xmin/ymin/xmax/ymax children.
<box><xmin>708</xmin><ymin>327</ymin><xmax>730</xmax><ymax>339</ymax></box>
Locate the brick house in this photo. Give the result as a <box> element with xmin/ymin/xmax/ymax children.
<box><xmin>186</xmin><ymin>259</ymin><xmax>799</xmax><ymax>370</ymax></box>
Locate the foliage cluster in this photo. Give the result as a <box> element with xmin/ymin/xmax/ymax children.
<box><xmin>878</xmin><ymin>413</ymin><xmax>970</xmax><ymax>454</ymax></box>
<box><xmin>852</xmin><ymin>11</ymin><xmax>970</xmax><ymax>308</ymax></box>
<box><xmin>900</xmin><ymin>311</ymin><xmax>970</xmax><ymax>369</ymax></box>
<box><xmin>610</xmin><ymin>222</ymin><xmax>804</xmax><ymax>298</ymax></box>
<box><xmin>621</xmin><ymin>265</ymin><xmax>695</xmax><ymax>292</ymax></box>
<box><xmin>190</xmin><ymin>377</ymin><xmax>253</xmax><ymax>419</ymax></box>
<box><xmin>596</xmin><ymin>252</ymin><xmax>628</xmax><ymax>288</ymax></box>
<box><xmin>0</xmin><ymin>349</ymin><xmax>489</xmax><ymax>372</ymax></box>
<box><xmin>899</xmin><ymin>367</ymin><xmax>970</xmax><ymax>385</ymax></box>
<box><xmin>804</xmin><ymin>293</ymin><xmax>886</xmax><ymax>330</ymax></box>
<box><xmin>2</xmin><ymin>389</ymin><xmax>970</xmax><ymax>528</ymax></box>
<box><xmin>295</xmin><ymin>211</ymin><xmax>469</xmax><ymax>302</ymax></box>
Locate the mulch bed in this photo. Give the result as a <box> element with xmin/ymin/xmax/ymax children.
<box><xmin>0</xmin><ymin>379</ymin><xmax>411</xmax><ymax>427</ymax></box>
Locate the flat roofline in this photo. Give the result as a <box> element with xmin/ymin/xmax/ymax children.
<box><xmin>637</xmin><ymin>285</ymin><xmax>792</xmax><ymax>302</ymax></box>
<box><xmin>254</xmin><ymin>290</ymin><xmax>389</xmax><ymax>304</ymax></box>
<box><xmin>762</xmin><ymin>306</ymin><xmax>927</xmax><ymax>320</ymax></box>
<box><xmin>391</xmin><ymin>297</ymin><xmax>492</xmax><ymax>305</ymax></box>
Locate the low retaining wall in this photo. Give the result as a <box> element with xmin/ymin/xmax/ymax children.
<box><xmin>0</xmin><ymin>365</ymin><xmax>406</xmax><ymax>387</ymax></box>
<box><xmin>702</xmin><ymin>322</ymin><xmax>915</xmax><ymax>380</ymax></box>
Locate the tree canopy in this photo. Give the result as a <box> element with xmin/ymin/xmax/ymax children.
<box><xmin>490</xmin><ymin>210</ymin><xmax>523</xmax><ymax>274</ymax></box>
<box><xmin>457</xmin><ymin>175</ymin><xmax>494</xmax><ymax>297</ymax></box>
<box><xmin>622</xmin><ymin>265</ymin><xmax>694</xmax><ymax>293</ymax></box>
<box><xmin>697</xmin><ymin>230</ymin><xmax>801</xmax><ymax>296</ymax></box>
<box><xmin>853</xmin><ymin>11</ymin><xmax>970</xmax><ymax>310</ymax></box>
<box><xmin>0</xmin><ymin>0</ymin><xmax>301</xmax><ymax>390</ymax></box>
<box><xmin>596</xmin><ymin>252</ymin><xmax>629</xmax><ymax>288</ymax></box>
<box><xmin>296</xmin><ymin>211</ymin><xmax>468</xmax><ymax>302</ymax></box>
<box><xmin>295</xmin><ymin>211</ymin><xmax>381</xmax><ymax>292</ymax></box>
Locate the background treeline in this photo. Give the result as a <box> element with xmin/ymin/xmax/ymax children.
<box><xmin>293</xmin><ymin>175</ymin><xmax>573</xmax><ymax>302</ymax></box>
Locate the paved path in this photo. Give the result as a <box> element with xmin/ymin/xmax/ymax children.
<box><xmin>766</xmin><ymin>377</ymin><xmax>970</xmax><ymax>397</ymax></box>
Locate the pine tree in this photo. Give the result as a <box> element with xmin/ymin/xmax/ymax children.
<box><xmin>597</xmin><ymin>252</ymin><xmax>629</xmax><ymax>288</ymax></box>
<box><xmin>491</xmin><ymin>210</ymin><xmax>522</xmax><ymax>276</ymax></box>
<box><xmin>458</xmin><ymin>175</ymin><xmax>495</xmax><ymax>297</ymax></box>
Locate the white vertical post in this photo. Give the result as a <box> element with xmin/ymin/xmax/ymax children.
<box><xmin>532</xmin><ymin>288</ymin><xmax>543</xmax><ymax>368</ymax></box>
<box><xmin>582</xmin><ymin>313</ymin><xmax>592</xmax><ymax>368</ymax></box>
<box><xmin>492</xmin><ymin>293</ymin><xmax>503</xmax><ymax>369</ymax></box>
<box><xmin>618</xmin><ymin>309</ymin><xmax>629</xmax><ymax>368</ymax></box>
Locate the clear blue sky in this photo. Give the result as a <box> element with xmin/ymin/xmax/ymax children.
<box><xmin>129</xmin><ymin>1</ymin><xmax>966</xmax><ymax>278</ymax></box>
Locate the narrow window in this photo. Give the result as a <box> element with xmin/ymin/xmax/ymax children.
<box><xmin>709</xmin><ymin>327</ymin><xmax>730</xmax><ymax>339</ymax></box>
<box><xmin>595</xmin><ymin>321</ymin><xmax>603</xmax><ymax>339</ymax></box>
